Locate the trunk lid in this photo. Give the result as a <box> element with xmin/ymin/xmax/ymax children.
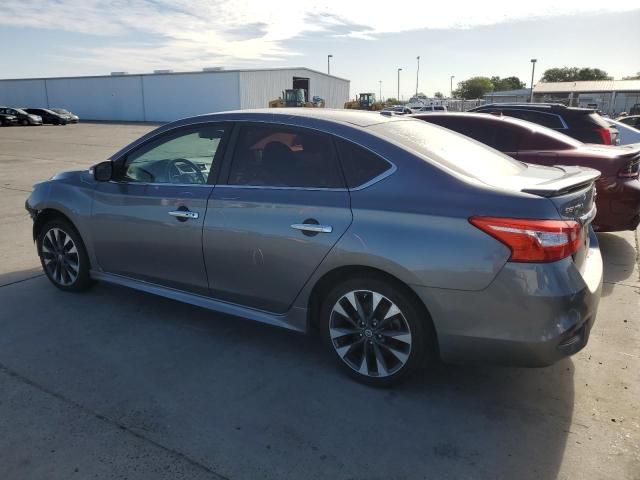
<box><xmin>518</xmin><ymin>163</ymin><xmax>599</xmax><ymax>269</ymax></box>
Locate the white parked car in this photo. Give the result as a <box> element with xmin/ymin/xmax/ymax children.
<box><xmin>607</xmin><ymin>119</ymin><xmax>640</xmax><ymax>145</ymax></box>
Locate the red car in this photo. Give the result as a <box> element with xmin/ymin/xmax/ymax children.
<box><xmin>412</xmin><ymin>112</ymin><xmax>640</xmax><ymax>232</ymax></box>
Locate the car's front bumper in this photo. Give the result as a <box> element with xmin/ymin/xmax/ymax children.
<box><xmin>414</xmin><ymin>228</ymin><xmax>603</xmax><ymax>367</ymax></box>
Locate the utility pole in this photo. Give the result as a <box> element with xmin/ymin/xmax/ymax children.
<box><xmin>530</xmin><ymin>58</ymin><xmax>537</xmax><ymax>102</ymax></box>
<box><xmin>450</xmin><ymin>75</ymin><xmax>455</xmax><ymax>98</ymax></box>
<box><xmin>397</xmin><ymin>68</ymin><xmax>402</xmax><ymax>102</ymax></box>
<box><xmin>416</xmin><ymin>56</ymin><xmax>420</xmax><ymax>97</ymax></box>
<box><xmin>327</xmin><ymin>54</ymin><xmax>333</xmax><ymax>75</ymax></box>
<box><xmin>379</xmin><ymin>80</ymin><xmax>382</xmax><ymax>102</ymax></box>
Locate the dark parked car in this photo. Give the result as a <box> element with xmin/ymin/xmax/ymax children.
<box><xmin>469</xmin><ymin>103</ymin><xmax>619</xmax><ymax>146</ymax></box>
<box><xmin>0</xmin><ymin>112</ymin><xmax>18</xmax><ymax>126</ymax></box>
<box><xmin>51</xmin><ymin>108</ymin><xmax>79</xmax><ymax>123</ymax></box>
<box><xmin>412</xmin><ymin>112</ymin><xmax>640</xmax><ymax>232</ymax></box>
<box><xmin>26</xmin><ymin>109</ymin><xmax>603</xmax><ymax>386</ymax></box>
<box><xmin>23</xmin><ymin>108</ymin><xmax>68</xmax><ymax>125</ymax></box>
<box><xmin>617</xmin><ymin>115</ymin><xmax>640</xmax><ymax>129</ymax></box>
<box><xmin>0</xmin><ymin>107</ymin><xmax>42</xmax><ymax>125</ymax></box>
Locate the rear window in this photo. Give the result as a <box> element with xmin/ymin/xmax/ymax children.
<box><xmin>369</xmin><ymin>119</ymin><xmax>526</xmax><ymax>180</ymax></box>
<box><xmin>587</xmin><ymin>112</ymin><xmax>611</xmax><ymax>128</ymax></box>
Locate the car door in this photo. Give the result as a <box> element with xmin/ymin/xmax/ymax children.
<box><xmin>203</xmin><ymin>123</ymin><xmax>352</xmax><ymax>313</ymax></box>
<box><xmin>91</xmin><ymin>123</ymin><xmax>229</xmax><ymax>295</ymax></box>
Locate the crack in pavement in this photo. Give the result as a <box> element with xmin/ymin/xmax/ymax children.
<box><xmin>0</xmin><ymin>363</ymin><xmax>230</xmax><ymax>480</ymax></box>
<box><xmin>0</xmin><ymin>274</ymin><xmax>44</xmax><ymax>288</ymax></box>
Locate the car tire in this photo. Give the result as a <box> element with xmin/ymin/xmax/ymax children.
<box><xmin>319</xmin><ymin>275</ymin><xmax>432</xmax><ymax>387</ymax></box>
<box><xmin>37</xmin><ymin>218</ymin><xmax>91</xmax><ymax>292</ymax></box>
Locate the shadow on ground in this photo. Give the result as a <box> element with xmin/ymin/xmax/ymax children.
<box><xmin>597</xmin><ymin>232</ymin><xmax>638</xmax><ymax>296</ymax></box>
<box><xmin>0</xmin><ymin>270</ymin><xmax>575</xmax><ymax>480</ymax></box>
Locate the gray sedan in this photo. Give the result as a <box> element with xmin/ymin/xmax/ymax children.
<box><xmin>25</xmin><ymin>109</ymin><xmax>603</xmax><ymax>386</ymax></box>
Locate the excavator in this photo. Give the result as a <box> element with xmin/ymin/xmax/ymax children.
<box><xmin>344</xmin><ymin>93</ymin><xmax>384</xmax><ymax>111</ymax></box>
<box><xmin>269</xmin><ymin>89</ymin><xmax>325</xmax><ymax>108</ymax></box>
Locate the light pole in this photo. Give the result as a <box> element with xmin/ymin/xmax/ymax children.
<box><xmin>397</xmin><ymin>68</ymin><xmax>402</xmax><ymax>102</ymax></box>
<box><xmin>327</xmin><ymin>54</ymin><xmax>333</xmax><ymax>75</ymax></box>
<box><xmin>379</xmin><ymin>80</ymin><xmax>382</xmax><ymax>102</ymax></box>
<box><xmin>450</xmin><ymin>75</ymin><xmax>455</xmax><ymax>98</ymax></box>
<box><xmin>416</xmin><ymin>56</ymin><xmax>420</xmax><ymax>97</ymax></box>
<box><xmin>530</xmin><ymin>58</ymin><xmax>537</xmax><ymax>102</ymax></box>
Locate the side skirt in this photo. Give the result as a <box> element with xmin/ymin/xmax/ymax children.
<box><xmin>90</xmin><ymin>271</ymin><xmax>307</xmax><ymax>333</ymax></box>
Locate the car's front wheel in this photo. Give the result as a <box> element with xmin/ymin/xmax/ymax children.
<box><xmin>320</xmin><ymin>275</ymin><xmax>432</xmax><ymax>387</ymax></box>
<box><xmin>37</xmin><ymin>219</ymin><xmax>91</xmax><ymax>291</ymax></box>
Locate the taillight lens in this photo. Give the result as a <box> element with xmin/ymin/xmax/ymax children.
<box><xmin>595</xmin><ymin>127</ymin><xmax>612</xmax><ymax>145</ymax></box>
<box><xmin>618</xmin><ymin>159</ymin><xmax>640</xmax><ymax>178</ymax></box>
<box><xmin>470</xmin><ymin>217</ymin><xmax>583</xmax><ymax>262</ymax></box>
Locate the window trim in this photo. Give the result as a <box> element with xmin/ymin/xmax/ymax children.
<box><xmin>109</xmin><ymin>118</ymin><xmax>397</xmax><ymax>191</ymax></box>
<box><xmin>333</xmin><ymin>136</ymin><xmax>397</xmax><ymax>191</ymax></box>
<box><xmin>220</xmin><ymin>121</ymin><xmax>348</xmax><ymax>191</ymax></box>
<box><xmin>110</xmin><ymin>122</ymin><xmax>232</xmax><ymax>187</ymax></box>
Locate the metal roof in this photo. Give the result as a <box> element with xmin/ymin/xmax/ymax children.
<box><xmin>0</xmin><ymin>67</ymin><xmax>350</xmax><ymax>84</ymax></box>
<box><xmin>534</xmin><ymin>80</ymin><xmax>640</xmax><ymax>93</ymax></box>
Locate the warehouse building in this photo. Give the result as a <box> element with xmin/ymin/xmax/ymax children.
<box><xmin>0</xmin><ymin>67</ymin><xmax>350</xmax><ymax>122</ymax></box>
<box><xmin>532</xmin><ymin>80</ymin><xmax>640</xmax><ymax>116</ymax></box>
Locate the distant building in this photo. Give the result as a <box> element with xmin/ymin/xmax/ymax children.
<box><xmin>532</xmin><ymin>80</ymin><xmax>640</xmax><ymax>115</ymax></box>
<box><xmin>0</xmin><ymin>67</ymin><xmax>350</xmax><ymax>122</ymax></box>
<box><xmin>483</xmin><ymin>88</ymin><xmax>531</xmax><ymax>104</ymax></box>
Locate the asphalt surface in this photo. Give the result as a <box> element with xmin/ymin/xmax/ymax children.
<box><xmin>0</xmin><ymin>123</ymin><xmax>639</xmax><ymax>480</ymax></box>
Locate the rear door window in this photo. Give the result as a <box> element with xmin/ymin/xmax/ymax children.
<box><xmin>228</xmin><ymin>125</ymin><xmax>345</xmax><ymax>188</ymax></box>
<box><xmin>335</xmin><ymin>139</ymin><xmax>392</xmax><ymax>188</ymax></box>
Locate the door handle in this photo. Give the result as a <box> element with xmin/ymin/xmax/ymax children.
<box><xmin>290</xmin><ymin>223</ymin><xmax>333</xmax><ymax>233</ymax></box>
<box><xmin>169</xmin><ymin>210</ymin><xmax>199</xmax><ymax>219</ymax></box>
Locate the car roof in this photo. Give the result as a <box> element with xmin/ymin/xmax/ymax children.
<box><xmin>475</xmin><ymin>103</ymin><xmax>595</xmax><ymax>114</ymax></box>
<box><xmin>180</xmin><ymin>108</ymin><xmax>402</xmax><ymax>128</ymax></box>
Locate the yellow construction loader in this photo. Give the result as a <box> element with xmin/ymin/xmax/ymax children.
<box><xmin>269</xmin><ymin>89</ymin><xmax>324</xmax><ymax>108</ymax></box>
<box><xmin>344</xmin><ymin>93</ymin><xmax>384</xmax><ymax>110</ymax></box>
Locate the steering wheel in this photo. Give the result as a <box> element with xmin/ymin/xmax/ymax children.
<box><xmin>167</xmin><ymin>158</ymin><xmax>206</xmax><ymax>184</ymax></box>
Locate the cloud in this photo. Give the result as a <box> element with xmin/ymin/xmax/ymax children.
<box><xmin>0</xmin><ymin>0</ymin><xmax>638</xmax><ymax>72</ymax></box>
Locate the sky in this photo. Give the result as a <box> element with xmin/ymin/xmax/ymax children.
<box><xmin>0</xmin><ymin>1</ymin><xmax>638</xmax><ymax>100</ymax></box>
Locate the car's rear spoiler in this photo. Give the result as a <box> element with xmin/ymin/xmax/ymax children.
<box><xmin>521</xmin><ymin>166</ymin><xmax>601</xmax><ymax>197</ymax></box>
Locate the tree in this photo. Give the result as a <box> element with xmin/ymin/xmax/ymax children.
<box><xmin>490</xmin><ymin>76</ymin><xmax>526</xmax><ymax>91</ymax></box>
<box><xmin>453</xmin><ymin>77</ymin><xmax>494</xmax><ymax>99</ymax></box>
<box><xmin>623</xmin><ymin>72</ymin><xmax>640</xmax><ymax>80</ymax></box>
<box><xmin>541</xmin><ymin>67</ymin><xmax>612</xmax><ymax>82</ymax></box>
<box><xmin>434</xmin><ymin>91</ymin><xmax>444</xmax><ymax>99</ymax></box>
<box><xmin>384</xmin><ymin>97</ymin><xmax>399</xmax><ymax>105</ymax></box>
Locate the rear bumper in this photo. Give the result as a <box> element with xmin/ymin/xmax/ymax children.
<box><xmin>414</xmin><ymin>229</ymin><xmax>603</xmax><ymax>367</ymax></box>
<box><xmin>594</xmin><ymin>177</ymin><xmax>640</xmax><ymax>232</ymax></box>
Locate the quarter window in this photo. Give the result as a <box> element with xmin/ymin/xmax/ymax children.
<box><xmin>121</xmin><ymin>126</ymin><xmax>225</xmax><ymax>184</ymax></box>
<box><xmin>335</xmin><ymin>139</ymin><xmax>392</xmax><ymax>188</ymax></box>
<box><xmin>228</xmin><ymin>125</ymin><xmax>345</xmax><ymax>188</ymax></box>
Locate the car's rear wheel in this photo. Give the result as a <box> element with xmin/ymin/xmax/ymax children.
<box><xmin>37</xmin><ymin>219</ymin><xmax>91</xmax><ymax>292</ymax></box>
<box><xmin>319</xmin><ymin>275</ymin><xmax>431</xmax><ymax>387</ymax></box>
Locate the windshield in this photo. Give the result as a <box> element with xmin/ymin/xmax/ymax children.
<box><xmin>369</xmin><ymin>119</ymin><xmax>526</xmax><ymax>180</ymax></box>
<box><xmin>15</xmin><ymin>108</ymin><xmax>28</xmax><ymax>115</ymax></box>
<box><xmin>52</xmin><ymin>108</ymin><xmax>69</xmax><ymax>114</ymax></box>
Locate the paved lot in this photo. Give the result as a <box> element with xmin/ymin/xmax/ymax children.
<box><xmin>0</xmin><ymin>123</ymin><xmax>639</xmax><ymax>480</ymax></box>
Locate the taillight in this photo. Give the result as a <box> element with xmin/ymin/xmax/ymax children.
<box><xmin>618</xmin><ymin>159</ymin><xmax>640</xmax><ymax>178</ymax></box>
<box><xmin>595</xmin><ymin>127</ymin><xmax>612</xmax><ymax>145</ymax></box>
<box><xmin>470</xmin><ymin>217</ymin><xmax>582</xmax><ymax>263</ymax></box>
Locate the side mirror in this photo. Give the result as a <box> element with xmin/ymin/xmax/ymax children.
<box><xmin>92</xmin><ymin>161</ymin><xmax>113</xmax><ymax>182</ymax></box>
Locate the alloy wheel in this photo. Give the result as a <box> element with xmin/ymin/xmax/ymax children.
<box><xmin>329</xmin><ymin>290</ymin><xmax>412</xmax><ymax>378</ymax></box>
<box><xmin>41</xmin><ymin>227</ymin><xmax>80</xmax><ymax>286</ymax></box>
